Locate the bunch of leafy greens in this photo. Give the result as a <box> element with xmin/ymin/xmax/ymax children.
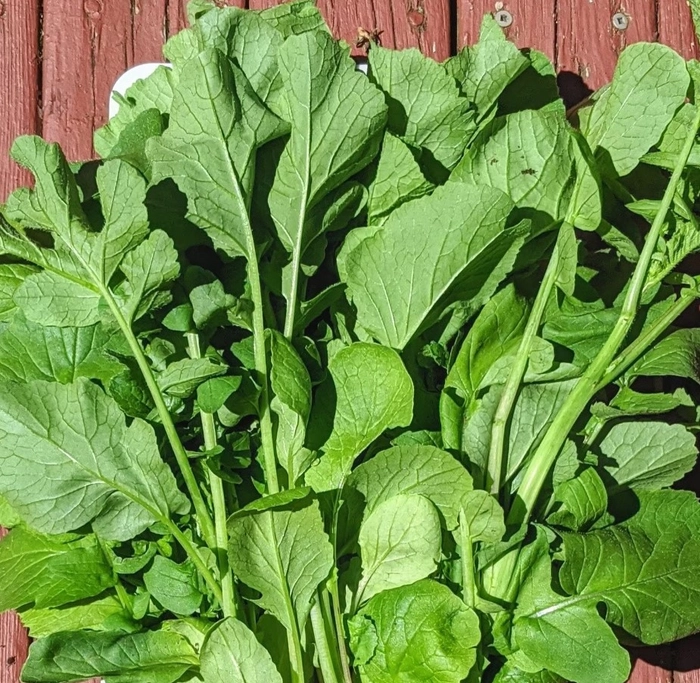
<box><xmin>1</xmin><ymin>2</ymin><xmax>700</xmax><ymax>682</ymax></box>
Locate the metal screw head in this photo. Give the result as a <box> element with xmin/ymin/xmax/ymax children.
<box><xmin>612</xmin><ymin>12</ymin><xmax>630</xmax><ymax>30</ymax></box>
<box><xmin>494</xmin><ymin>9</ymin><xmax>513</xmax><ymax>28</ymax></box>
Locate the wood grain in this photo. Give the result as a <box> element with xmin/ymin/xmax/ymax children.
<box><xmin>657</xmin><ymin>0</ymin><xmax>698</xmax><ymax>60</ymax></box>
<box><xmin>457</xmin><ymin>0</ymin><xmax>557</xmax><ymax>59</ymax></box>
<box><xmin>0</xmin><ymin>529</ymin><xmax>28</xmax><ymax>683</ymax></box>
<box><xmin>556</xmin><ymin>0</ymin><xmax>657</xmax><ymax>94</ymax></box>
<box><xmin>249</xmin><ymin>0</ymin><xmax>452</xmax><ymax>60</ymax></box>
<box><xmin>0</xmin><ymin>0</ymin><xmax>40</xmax><ymax>201</ymax></box>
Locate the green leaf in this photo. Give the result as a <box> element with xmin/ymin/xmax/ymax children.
<box><xmin>200</xmin><ymin>618</ymin><xmax>283</xmax><ymax>683</ymax></box>
<box><xmin>267</xmin><ymin>30</ymin><xmax>386</xmax><ymax>313</ymax></box>
<box><xmin>349</xmin><ymin>580</ymin><xmax>480</xmax><ymax>683</ymax></box>
<box><xmin>445</xmin><ymin>15</ymin><xmax>529</xmax><ymax>119</ymax></box>
<box><xmin>560</xmin><ymin>490</ymin><xmax>700</xmax><ymax>644</ymax></box>
<box><xmin>22</xmin><ymin>629</ymin><xmax>198</xmax><ymax>683</ymax></box>
<box><xmin>346</xmin><ymin>445</ymin><xmax>473</xmax><ymax>532</ymax></box>
<box><xmin>13</xmin><ymin>271</ymin><xmax>101</xmax><ymax>327</ymax></box>
<box><xmin>547</xmin><ymin>467</ymin><xmax>608</xmax><ymax>531</ymax></box>
<box><xmin>157</xmin><ymin>358</ymin><xmax>227</xmax><ymax>398</ymax></box>
<box><xmin>459</xmin><ymin>490</ymin><xmax>506</xmax><ymax>543</ymax></box>
<box><xmin>257</xmin><ymin>0</ymin><xmax>327</xmax><ymax>37</ymax></box>
<box><xmin>340</xmin><ymin>182</ymin><xmax>526</xmax><ymax>349</ymax></box>
<box><xmin>513</xmin><ymin>533</ymin><xmax>631</xmax><ymax>683</ymax></box>
<box><xmin>629</xmin><ymin>328</ymin><xmax>700</xmax><ymax>384</ymax></box>
<box><xmin>144</xmin><ymin>556</ymin><xmax>203</xmax><ymax>616</ymax></box>
<box><xmin>0</xmin><ymin>528</ymin><xmax>115</xmax><ymax>611</ymax></box>
<box><xmin>148</xmin><ymin>48</ymin><xmax>288</xmax><ymax>260</ymax></box>
<box><xmin>367</xmin><ymin>134</ymin><xmax>433</xmax><ymax>224</ymax></box>
<box><xmin>0</xmin><ymin>263</ymin><xmax>38</xmax><ymax>322</ymax></box>
<box><xmin>196</xmin><ymin>376</ymin><xmax>242</xmax><ymax>413</ymax></box>
<box><xmin>357</xmin><ymin>494</ymin><xmax>442</xmax><ymax>605</ymax></box>
<box><xmin>369</xmin><ymin>46</ymin><xmax>475</xmax><ymax>176</ymax></box>
<box><xmin>268</xmin><ymin>330</ymin><xmax>313</xmax><ymax>484</ymax></box>
<box><xmin>21</xmin><ymin>594</ymin><xmax>127</xmax><ymax>639</ymax></box>
<box><xmin>598</xmin><ymin>421</ymin><xmax>697</xmax><ymax>491</ymax></box>
<box><xmin>494</xmin><ymin>661</ymin><xmax>565</xmax><ymax>682</ymax></box>
<box><xmin>0</xmin><ymin>379</ymin><xmax>189</xmax><ymax>540</ymax></box>
<box><xmin>0</xmin><ymin>316</ymin><xmax>122</xmax><ymax>384</ymax></box>
<box><xmin>452</xmin><ymin>109</ymin><xmax>575</xmax><ymax>220</ymax></box>
<box><xmin>582</xmin><ymin>43</ymin><xmax>689</xmax><ymax>177</ymax></box>
<box><xmin>0</xmin><ymin>495</ymin><xmax>21</xmax><ymax>527</ymax></box>
<box><xmin>305</xmin><ymin>343</ymin><xmax>414</xmax><ymax>491</ymax></box>
<box><xmin>591</xmin><ymin>386</ymin><xmax>694</xmax><ymax>421</ymax></box>
<box><xmin>227</xmin><ymin>494</ymin><xmax>333</xmax><ymax>633</ymax></box>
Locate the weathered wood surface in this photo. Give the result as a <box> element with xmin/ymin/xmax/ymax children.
<box><xmin>1</xmin><ymin>1</ymin><xmax>700</xmax><ymax>682</ymax></box>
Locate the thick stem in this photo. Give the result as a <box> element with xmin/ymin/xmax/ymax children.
<box><xmin>246</xmin><ymin>254</ymin><xmax>280</xmax><ymax>494</ymax></box>
<box><xmin>329</xmin><ymin>580</ymin><xmax>354</xmax><ymax>683</ymax></box>
<box><xmin>310</xmin><ymin>596</ymin><xmax>342</xmax><ymax>683</ymax></box>
<box><xmin>103</xmin><ymin>292</ymin><xmax>216</xmax><ymax>549</ymax></box>
<box><xmin>459</xmin><ymin>510</ymin><xmax>477</xmax><ymax>609</ymax></box>
<box><xmin>187</xmin><ymin>333</ymin><xmax>238</xmax><ymax>620</ymax></box>
<box><xmin>488</xmin><ymin>108</ymin><xmax>700</xmax><ymax>601</ymax></box>
<box><xmin>511</xmin><ymin>107</ymin><xmax>700</xmax><ymax>527</ymax></box>
<box><xmin>486</xmin><ymin>238</ymin><xmax>561</xmax><ymax>494</ymax></box>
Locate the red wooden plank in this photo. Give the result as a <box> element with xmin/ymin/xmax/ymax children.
<box><xmin>0</xmin><ymin>0</ymin><xmax>40</xmax><ymax>201</ymax></box>
<box><xmin>0</xmin><ymin>530</ymin><xmax>28</xmax><ymax>683</ymax></box>
<box><xmin>457</xmin><ymin>0</ymin><xmax>556</xmax><ymax>59</ymax></box>
<box><xmin>556</xmin><ymin>0</ymin><xmax>656</xmax><ymax>93</ymax></box>
<box><xmin>249</xmin><ymin>0</ymin><xmax>452</xmax><ymax>61</ymax></box>
<box><xmin>658</xmin><ymin>0</ymin><xmax>698</xmax><ymax>60</ymax></box>
<box><xmin>627</xmin><ymin>644</ymin><xmax>675</xmax><ymax>683</ymax></box>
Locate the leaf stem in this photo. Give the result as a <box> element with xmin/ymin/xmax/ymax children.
<box><xmin>246</xmin><ymin>253</ymin><xmax>280</xmax><ymax>494</ymax></box>
<box><xmin>186</xmin><ymin>333</ymin><xmax>238</xmax><ymax>620</ymax></box>
<box><xmin>102</xmin><ymin>291</ymin><xmax>217</xmax><ymax>550</ymax></box>
<box><xmin>329</xmin><ymin>579</ymin><xmax>354</xmax><ymax>683</ymax></box>
<box><xmin>485</xmin><ymin>235</ymin><xmax>561</xmax><ymax>495</ymax></box>
<box><xmin>511</xmin><ymin>107</ymin><xmax>700</xmax><ymax>527</ymax></box>
<box><xmin>459</xmin><ymin>509</ymin><xmax>477</xmax><ymax>609</ymax></box>
<box><xmin>310</xmin><ymin>595</ymin><xmax>342</xmax><ymax>683</ymax></box>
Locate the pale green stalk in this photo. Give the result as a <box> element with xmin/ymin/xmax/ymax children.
<box><xmin>102</xmin><ymin>292</ymin><xmax>217</xmax><ymax>550</ymax></box>
<box><xmin>310</xmin><ymin>597</ymin><xmax>342</xmax><ymax>683</ymax></box>
<box><xmin>186</xmin><ymin>333</ymin><xmax>238</xmax><ymax>620</ymax></box>
<box><xmin>459</xmin><ymin>509</ymin><xmax>477</xmax><ymax>609</ymax></box>
<box><xmin>486</xmin><ymin>235</ymin><xmax>561</xmax><ymax>494</ymax></box>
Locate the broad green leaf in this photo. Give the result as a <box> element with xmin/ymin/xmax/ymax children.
<box><xmin>118</xmin><ymin>230</ymin><xmax>180</xmax><ymax>321</ymax></box>
<box><xmin>494</xmin><ymin>662</ymin><xmax>565</xmax><ymax>682</ymax></box>
<box><xmin>267</xmin><ymin>30</ymin><xmax>387</xmax><ymax>312</ymax></box>
<box><xmin>346</xmin><ymin>445</ymin><xmax>473</xmax><ymax>532</ymax></box>
<box><xmin>14</xmin><ymin>271</ymin><xmax>101</xmax><ymax>327</ymax></box>
<box><xmin>367</xmin><ymin>134</ymin><xmax>433</xmax><ymax>224</ymax></box>
<box><xmin>349</xmin><ymin>580</ymin><xmax>480</xmax><ymax>683</ymax></box>
<box><xmin>257</xmin><ymin>0</ymin><xmax>327</xmax><ymax>37</ymax></box>
<box><xmin>590</xmin><ymin>386</ymin><xmax>693</xmax><ymax>421</ymax></box>
<box><xmin>22</xmin><ymin>629</ymin><xmax>198</xmax><ymax>683</ymax></box>
<box><xmin>441</xmin><ymin>284</ymin><xmax>528</xmax><ymax>448</ymax></box>
<box><xmin>0</xmin><ymin>528</ymin><xmax>114</xmax><ymax>611</ymax></box>
<box><xmin>459</xmin><ymin>490</ymin><xmax>506</xmax><ymax>543</ymax></box>
<box><xmin>157</xmin><ymin>358</ymin><xmax>227</xmax><ymax>398</ymax></box>
<box><xmin>452</xmin><ymin>109</ymin><xmax>575</xmax><ymax>220</ymax></box>
<box><xmin>369</xmin><ymin>46</ymin><xmax>475</xmax><ymax>176</ymax></box>
<box><xmin>268</xmin><ymin>330</ymin><xmax>313</xmax><ymax>484</ymax></box>
<box><xmin>340</xmin><ymin>182</ymin><xmax>526</xmax><ymax>349</ymax></box>
<box><xmin>227</xmin><ymin>493</ymin><xmax>333</xmax><ymax>633</ymax></box>
<box><xmin>582</xmin><ymin>43</ymin><xmax>689</xmax><ymax>177</ymax></box>
<box><xmin>598</xmin><ymin>421</ymin><xmax>697</xmax><ymax>491</ymax></box>
<box><xmin>0</xmin><ymin>316</ymin><xmax>122</xmax><ymax>384</ymax></box>
<box><xmin>445</xmin><ymin>15</ymin><xmax>528</xmax><ymax>119</ymax></box>
<box><xmin>560</xmin><ymin>490</ymin><xmax>700</xmax><ymax>644</ymax></box>
<box><xmin>96</xmin><ymin>66</ymin><xmax>176</xmax><ymax>158</ymax></box>
<box><xmin>0</xmin><ymin>263</ymin><xmax>37</xmax><ymax>322</ymax></box>
<box><xmin>305</xmin><ymin>343</ymin><xmax>414</xmax><ymax>491</ymax></box>
<box><xmin>513</xmin><ymin>534</ymin><xmax>630</xmax><ymax>683</ymax></box>
<box><xmin>0</xmin><ymin>379</ymin><xmax>189</xmax><ymax>540</ymax></box>
<box><xmin>629</xmin><ymin>328</ymin><xmax>700</xmax><ymax>384</ymax></box>
<box><xmin>567</xmin><ymin>131</ymin><xmax>602</xmax><ymax>231</ymax></box>
<box><xmin>196</xmin><ymin>376</ymin><xmax>242</xmax><ymax>413</ymax></box>
<box><xmin>102</xmin><ymin>108</ymin><xmax>167</xmax><ymax>176</ymax></box>
<box><xmin>21</xmin><ymin>594</ymin><xmax>127</xmax><ymax>639</ymax></box>
<box><xmin>547</xmin><ymin>467</ymin><xmax>607</xmax><ymax>531</ymax></box>
<box><xmin>0</xmin><ymin>495</ymin><xmax>21</xmax><ymax>527</ymax></box>
<box><xmin>148</xmin><ymin>48</ymin><xmax>288</xmax><ymax>260</ymax></box>
<box><xmin>144</xmin><ymin>556</ymin><xmax>203</xmax><ymax>616</ymax></box>
<box><xmin>200</xmin><ymin>618</ymin><xmax>282</xmax><ymax>683</ymax></box>
<box><xmin>357</xmin><ymin>494</ymin><xmax>441</xmax><ymax>605</ymax></box>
